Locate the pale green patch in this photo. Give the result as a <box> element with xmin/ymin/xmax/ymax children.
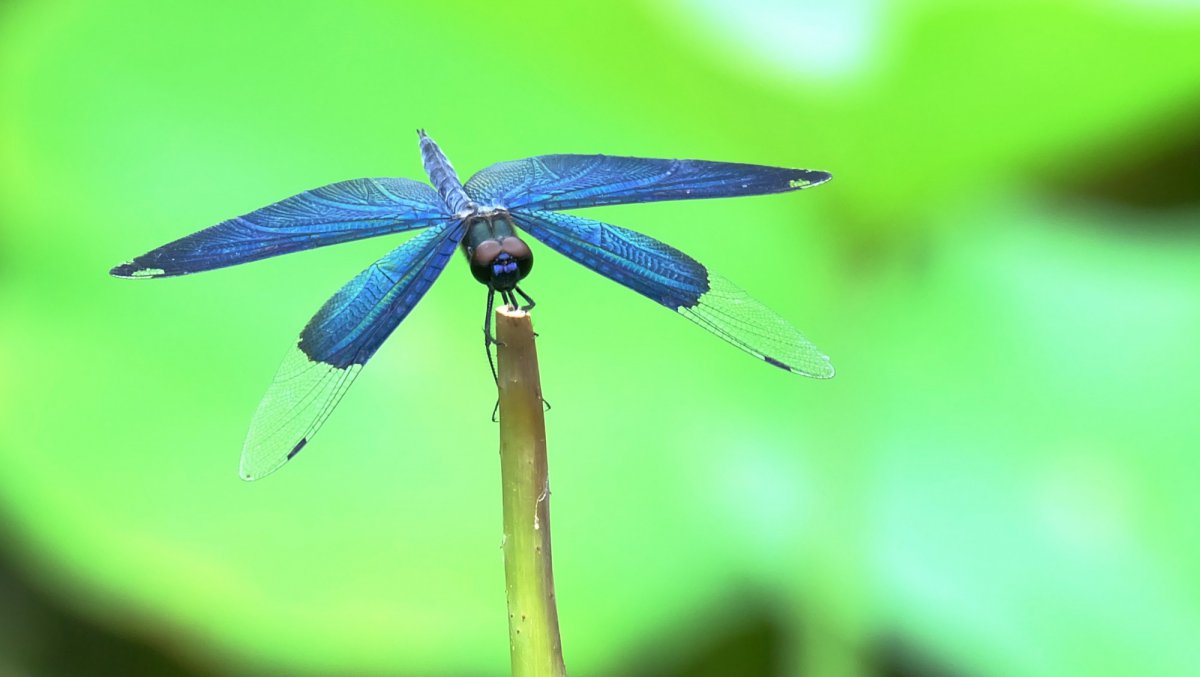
<box><xmin>130</xmin><ymin>267</ymin><xmax>165</xmax><ymax>278</ymax></box>
<box><xmin>789</xmin><ymin>178</ymin><xmax>812</xmax><ymax>189</ymax></box>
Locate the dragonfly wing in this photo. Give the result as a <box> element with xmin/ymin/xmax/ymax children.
<box><xmin>465</xmin><ymin>155</ymin><xmax>830</xmax><ymax>211</ymax></box>
<box><xmin>111</xmin><ymin>178</ymin><xmax>449</xmax><ymax>278</ymax></box>
<box><xmin>511</xmin><ymin>210</ymin><xmax>834</xmax><ymax>378</ymax></box>
<box><xmin>239</xmin><ymin>219</ymin><xmax>466</xmax><ymax>480</ymax></box>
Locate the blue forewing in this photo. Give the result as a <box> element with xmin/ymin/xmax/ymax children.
<box><xmin>465</xmin><ymin>155</ymin><xmax>830</xmax><ymax>211</ymax></box>
<box><xmin>111</xmin><ymin>178</ymin><xmax>449</xmax><ymax>278</ymax></box>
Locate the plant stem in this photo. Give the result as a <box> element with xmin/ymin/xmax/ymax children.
<box><xmin>495</xmin><ymin>307</ymin><xmax>566</xmax><ymax>677</ymax></box>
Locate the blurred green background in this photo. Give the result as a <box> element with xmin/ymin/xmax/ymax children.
<box><xmin>1</xmin><ymin>1</ymin><xmax>1198</xmax><ymax>675</ymax></box>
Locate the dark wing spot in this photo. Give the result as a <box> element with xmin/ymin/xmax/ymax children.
<box><xmin>763</xmin><ymin>356</ymin><xmax>790</xmax><ymax>371</ymax></box>
<box><xmin>287</xmin><ymin>438</ymin><xmax>308</xmax><ymax>460</ymax></box>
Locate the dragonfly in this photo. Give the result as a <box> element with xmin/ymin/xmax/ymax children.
<box><xmin>111</xmin><ymin>131</ymin><xmax>834</xmax><ymax>481</ymax></box>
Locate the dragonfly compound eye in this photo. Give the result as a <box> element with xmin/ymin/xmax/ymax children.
<box><xmin>469</xmin><ymin>240</ymin><xmax>503</xmax><ymax>284</ymax></box>
<box><xmin>500</xmin><ymin>237</ymin><xmax>534</xmax><ymax>278</ymax></box>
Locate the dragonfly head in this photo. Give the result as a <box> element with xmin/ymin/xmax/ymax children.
<box><xmin>469</xmin><ymin>236</ymin><xmax>533</xmax><ymax>291</ymax></box>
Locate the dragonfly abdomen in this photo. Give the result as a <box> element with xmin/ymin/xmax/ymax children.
<box><xmin>418</xmin><ymin>129</ymin><xmax>473</xmax><ymax>214</ymax></box>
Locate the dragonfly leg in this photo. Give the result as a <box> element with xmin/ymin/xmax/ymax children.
<box><xmin>484</xmin><ymin>286</ymin><xmax>497</xmax><ymax>345</ymax></box>
<box><xmin>500</xmin><ymin>288</ymin><xmax>518</xmax><ymax>310</ymax></box>
<box><xmin>483</xmin><ymin>288</ymin><xmax>504</xmax><ymax>422</ymax></box>
<box><xmin>512</xmin><ymin>286</ymin><xmax>540</xmax><ymax>338</ymax></box>
<box><xmin>486</xmin><ymin>287</ymin><xmax>551</xmax><ymax>419</ymax></box>
<box><xmin>483</xmin><ymin>287</ymin><xmax>499</xmax><ymax>384</ymax></box>
<box><xmin>513</xmin><ymin>285</ymin><xmax>536</xmax><ymax>312</ymax></box>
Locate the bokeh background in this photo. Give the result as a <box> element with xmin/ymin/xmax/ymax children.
<box><xmin>2</xmin><ymin>1</ymin><xmax>1198</xmax><ymax>675</ymax></box>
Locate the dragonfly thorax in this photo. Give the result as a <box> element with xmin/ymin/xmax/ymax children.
<box><xmin>463</xmin><ymin>212</ymin><xmax>533</xmax><ymax>291</ymax></box>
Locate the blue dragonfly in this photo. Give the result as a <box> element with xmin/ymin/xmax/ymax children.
<box><xmin>111</xmin><ymin>131</ymin><xmax>834</xmax><ymax>480</ymax></box>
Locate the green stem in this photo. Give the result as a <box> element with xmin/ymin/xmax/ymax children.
<box><xmin>496</xmin><ymin>307</ymin><xmax>566</xmax><ymax>677</ymax></box>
